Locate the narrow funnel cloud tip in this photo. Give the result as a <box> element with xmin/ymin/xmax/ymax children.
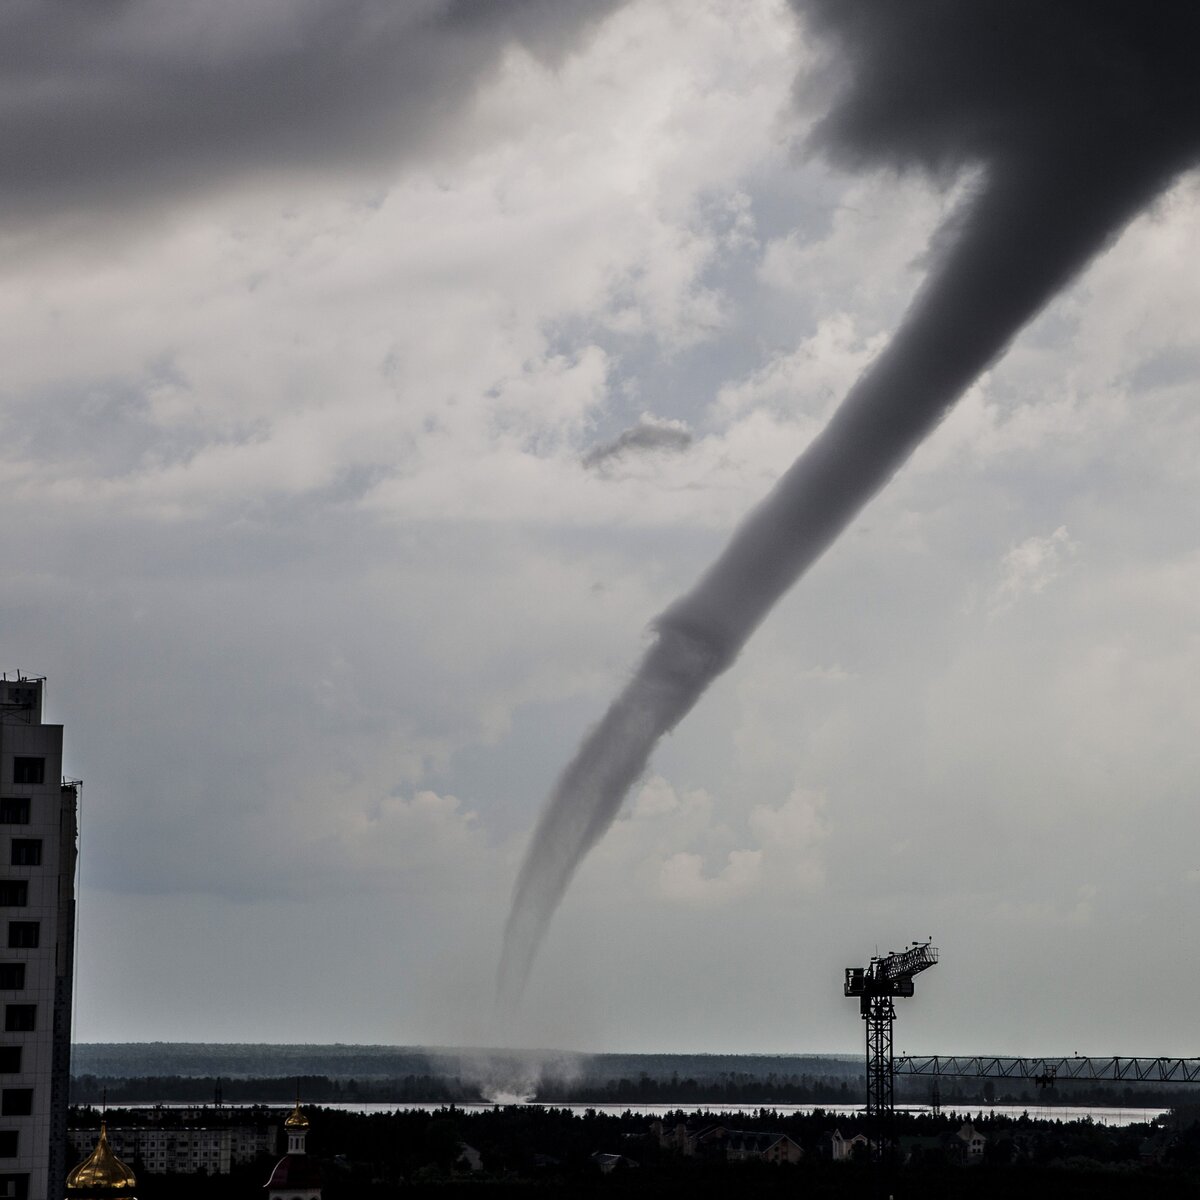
<box><xmin>497</xmin><ymin>621</ymin><xmax>728</xmax><ymax>1009</ymax></box>
<box><xmin>498</xmin><ymin>1</ymin><xmax>1200</xmax><ymax>1003</ymax></box>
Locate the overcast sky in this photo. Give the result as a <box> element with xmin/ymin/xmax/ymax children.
<box><xmin>6</xmin><ymin>0</ymin><xmax>1200</xmax><ymax>1058</ymax></box>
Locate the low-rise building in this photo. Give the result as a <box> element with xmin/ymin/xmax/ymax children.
<box><xmin>899</xmin><ymin>1121</ymin><xmax>988</xmax><ymax>1166</ymax></box>
<box><xmin>69</xmin><ymin>1112</ymin><xmax>279</xmax><ymax>1176</ymax></box>
<box><xmin>821</xmin><ymin>1128</ymin><xmax>870</xmax><ymax>1161</ymax></box>
<box><xmin>690</xmin><ymin>1125</ymin><xmax>802</xmax><ymax>1164</ymax></box>
<box><xmin>590</xmin><ymin>1151</ymin><xmax>638</xmax><ymax>1173</ymax></box>
<box><xmin>723</xmin><ymin>1131</ymin><xmax>803</xmax><ymax>1164</ymax></box>
<box><xmin>955</xmin><ymin>1121</ymin><xmax>987</xmax><ymax>1163</ymax></box>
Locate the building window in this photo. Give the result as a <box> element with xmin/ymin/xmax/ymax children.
<box><xmin>0</xmin><ymin>1171</ymin><xmax>28</xmax><ymax>1199</ymax></box>
<box><xmin>0</xmin><ymin>888</ymin><xmax>24</xmax><ymax>911</ymax></box>
<box><xmin>0</xmin><ymin>1133</ymin><xmax>16</xmax><ymax>1159</ymax></box>
<box><xmin>1</xmin><ymin>1010</ymin><xmax>33</xmax><ymax>1035</ymax></box>
<box><xmin>0</xmin><ymin>1093</ymin><xmax>30</xmax><ymax>1119</ymax></box>
<box><xmin>0</xmin><ymin>805</ymin><xmax>26</xmax><ymax>828</ymax></box>
<box><xmin>9</xmin><ymin>762</ymin><xmax>42</xmax><ymax>787</ymax></box>
<box><xmin>0</xmin><ymin>968</ymin><xmax>22</xmax><ymax>992</ymax></box>
<box><xmin>0</xmin><ymin>1050</ymin><xmax>20</xmax><ymax>1074</ymax></box>
<box><xmin>4</xmin><ymin>926</ymin><xmax>35</xmax><ymax>951</ymax></box>
<box><xmin>7</xmin><ymin>845</ymin><xmax>38</xmax><ymax>869</ymax></box>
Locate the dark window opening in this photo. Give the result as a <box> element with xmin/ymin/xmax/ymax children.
<box><xmin>0</xmin><ymin>805</ymin><xmax>26</xmax><ymax>828</ymax></box>
<box><xmin>0</xmin><ymin>968</ymin><xmax>22</xmax><ymax>992</ymax></box>
<box><xmin>2</xmin><ymin>1008</ymin><xmax>33</xmax><ymax>1034</ymax></box>
<box><xmin>4</xmin><ymin>926</ymin><xmax>36</xmax><ymax>951</ymax></box>
<box><xmin>0</xmin><ymin>1172</ymin><xmax>28</xmax><ymax>1199</ymax></box>
<box><xmin>7</xmin><ymin>844</ymin><xmax>38</xmax><ymax>869</ymax></box>
<box><xmin>0</xmin><ymin>1133</ymin><xmax>17</xmax><ymax>1160</ymax></box>
<box><xmin>0</xmin><ymin>1049</ymin><xmax>21</xmax><ymax>1074</ymax></box>
<box><xmin>0</xmin><ymin>888</ymin><xmax>25</xmax><ymax>911</ymax></box>
<box><xmin>0</xmin><ymin>1172</ymin><xmax>27</xmax><ymax>1199</ymax></box>
<box><xmin>0</xmin><ymin>1093</ymin><xmax>30</xmax><ymax>1119</ymax></box>
<box><xmin>9</xmin><ymin>762</ymin><xmax>42</xmax><ymax>787</ymax></box>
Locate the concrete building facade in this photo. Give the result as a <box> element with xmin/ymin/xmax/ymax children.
<box><xmin>68</xmin><ymin>1121</ymin><xmax>280</xmax><ymax>1177</ymax></box>
<box><xmin>0</xmin><ymin>677</ymin><xmax>78</xmax><ymax>1200</ymax></box>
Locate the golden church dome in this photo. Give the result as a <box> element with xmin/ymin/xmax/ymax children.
<box><xmin>65</xmin><ymin>1122</ymin><xmax>138</xmax><ymax>1195</ymax></box>
<box><xmin>284</xmin><ymin>1103</ymin><xmax>310</xmax><ymax>1130</ymax></box>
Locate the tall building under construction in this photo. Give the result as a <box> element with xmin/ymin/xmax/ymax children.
<box><xmin>0</xmin><ymin>677</ymin><xmax>77</xmax><ymax>1200</ymax></box>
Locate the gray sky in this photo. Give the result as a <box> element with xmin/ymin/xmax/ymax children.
<box><xmin>6</xmin><ymin>0</ymin><xmax>1200</xmax><ymax>1057</ymax></box>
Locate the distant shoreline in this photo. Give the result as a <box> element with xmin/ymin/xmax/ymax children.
<box><xmin>68</xmin><ymin>1044</ymin><xmax>1200</xmax><ymax>1112</ymax></box>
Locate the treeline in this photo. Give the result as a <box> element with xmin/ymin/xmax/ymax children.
<box><xmin>70</xmin><ymin>1074</ymin><xmax>472</xmax><ymax>1105</ymax></box>
<box><xmin>73</xmin><ymin>1045</ymin><xmax>482</xmax><ymax>1080</ymax></box>
<box><xmin>71</xmin><ymin>1043</ymin><xmax>862</xmax><ymax>1085</ymax></box>
<box><xmin>70</xmin><ymin>1072</ymin><xmax>864</xmax><ymax>1106</ymax></box>
<box><xmin>537</xmin><ymin>1073</ymin><xmax>863</xmax><ymax>1105</ymax></box>
<box><xmin>71</xmin><ymin>1070</ymin><xmax>1200</xmax><ymax>1109</ymax></box>
<box><xmin>67</xmin><ymin>1103</ymin><xmax>280</xmax><ymax>1130</ymax></box>
<box><xmin>62</xmin><ymin>1102</ymin><xmax>1200</xmax><ymax>1199</ymax></box>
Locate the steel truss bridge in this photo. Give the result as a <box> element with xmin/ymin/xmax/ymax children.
<box><xmin>894</xmin><ymin>1056</ymin><xmax>1200</xmax><ymax>1087</ymax></box>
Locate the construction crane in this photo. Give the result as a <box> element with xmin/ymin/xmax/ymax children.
<box><xmin>894</xmin><ymin>1054</ymin><xmax>1200</xmax><ymax>1087</ymax></box>
<box><xmin>845</xmin><ymin>941</ymin><xmax>938</xmax><ymax>1154</ymax></box>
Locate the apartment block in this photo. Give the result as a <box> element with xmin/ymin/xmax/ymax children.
<box><xmin>0</xmin><ymin>678</ymin><xmax>77</xmax><ymax>1200</ymax></box>
<box><xmin>68</xmin><ymin>1120</ymin><xmax>280</xmax><ymax>1177</ymax></box>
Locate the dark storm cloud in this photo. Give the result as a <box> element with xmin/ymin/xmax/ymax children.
<box><xmin>499</xmin><ymin>1</ymin><xmax>1200</xmax><ymax>1001</ymax></box>
<box><xmin>581</xmin><ymin>417</ymin><xmax>693</xmax><ymax>470</ymax></box>
<box><xmin>0</xmin><ymin>0</ymin><xmax>621</xmax><ymax>225</ymax></box>
<box><xmin>799</xmin><ymin>0</ymin><xmax>1200</xmax><ymax>174</ymax></box>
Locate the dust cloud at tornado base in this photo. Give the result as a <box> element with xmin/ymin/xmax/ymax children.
<box><xmin>498</xmin><ymin>1</ymin><xmax>1200</xmax><ymax>1006</ymax></box>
